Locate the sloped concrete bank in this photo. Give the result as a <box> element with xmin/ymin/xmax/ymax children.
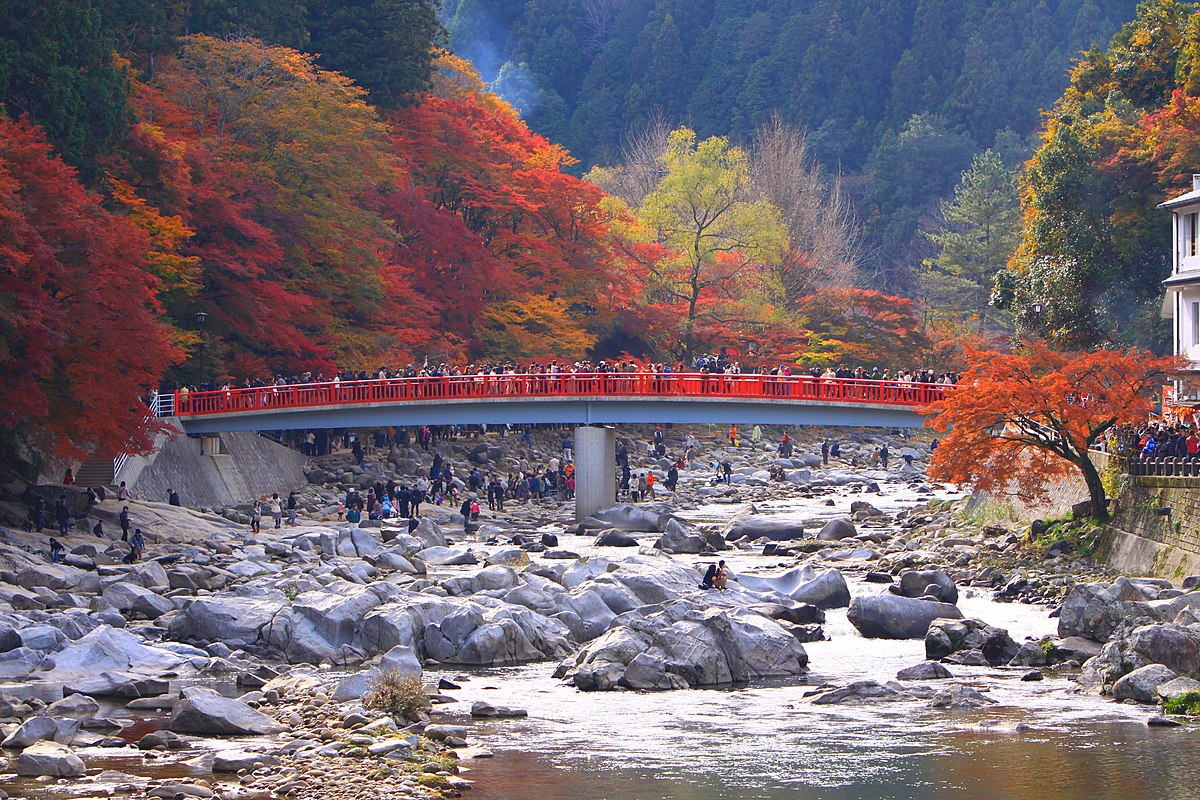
<box><xmin>122</xmin><ymin>423</ymin><xmax>306</xmax><ymax>508</ymax></box>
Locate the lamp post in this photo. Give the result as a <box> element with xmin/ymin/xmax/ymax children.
<box><xmin>194</xmin><ymin>311</ymin><xmax>208</xmax><ymax>389</ymax></box>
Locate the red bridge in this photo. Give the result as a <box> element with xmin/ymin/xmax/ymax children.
<box><xmin>168</xmin><ymin>373</ymin><xmax>944</xmax><ymax>433</ymax></box>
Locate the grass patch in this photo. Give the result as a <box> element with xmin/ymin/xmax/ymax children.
<box><xmin>362</xmin><ymin>669</ymin><xmax>429</xmax><ymax>722</ymax></box>
<box><xmin>1030</xmin><ymin>513</ymin><xmax>1104</xmax><ymax>560</ymax></box>
<box><xmin>1165</xmin><ymin>690</ymin><xmax>1200</xmax><ymax>716</ymax></box>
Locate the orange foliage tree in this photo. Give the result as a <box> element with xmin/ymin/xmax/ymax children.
<box><xmin>792</xmin><ymin>288</ymin><xmax>930</xmax><ymax>369</ymax></box>
<box><xmin>925</xmin><ymin>343</ymin><xmax>1177</xmax><ymax>522</ymax></box>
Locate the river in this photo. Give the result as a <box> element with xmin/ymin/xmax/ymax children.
<box><xmin>441</xmin><ymin>488</ymin><xmax>1200</xmax><ymax>800</ymax></box>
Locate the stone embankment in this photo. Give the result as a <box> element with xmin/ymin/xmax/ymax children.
<box><xmin>0</xmin><ymin>424</ymin><xmax>1197</xmax><ymax>797</ymax></box>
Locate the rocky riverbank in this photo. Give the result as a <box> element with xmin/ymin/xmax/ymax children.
<box><xmin>0</xmin><ymin>424</ymin><xmax>1195</xmax><ymax>798</ymax></box>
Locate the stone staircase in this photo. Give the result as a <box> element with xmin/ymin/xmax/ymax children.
<box><xmin>74</xmin><ymin>455</ymin><xmax>115</xmax><ymax>487</ymax></box>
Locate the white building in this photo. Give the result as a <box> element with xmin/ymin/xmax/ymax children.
<box><xmin>1160</xmin><ymin>174</ymin><xmax>1200</xmax><ymax>404</ymax></box>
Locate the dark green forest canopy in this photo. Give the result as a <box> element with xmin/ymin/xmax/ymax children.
<box><xmin>443</xmin><ymin>0</ymin><xmax>1132</xmax><ymax>171</ymax></box>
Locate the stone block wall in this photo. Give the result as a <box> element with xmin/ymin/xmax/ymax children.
<box><xmin>1103</xmin><ymin>475</ymin><xmax>1200</xmax><ymax>579</ymax></box>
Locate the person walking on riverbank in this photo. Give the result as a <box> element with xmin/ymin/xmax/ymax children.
<box><xmin>54</xmin><ymin>497</ymin><xmax>70</xmax><ymax>536</ymax></box>
<box><xmin>287</xmin><ymin>491</ymin><xmax>299</xmax><ymax>525</ymax></box>
<box><xmin>250</xmin><ymin>501</ymin><xmax>262</xmax><ymax>533</ymax></box>
<box><xmin>821</xmin><ymin>440</ymin><xmax>830</xmax><ymax>465</ymax></box>
<box><xmin>729</xmin><ymin>425</ymin><xmax>739</xmax><ymax>447</ymax></box>
<box><xmin>269</xmin><ymin>493</ymin><xmax>282</xmax><ymax>529</ymax></box>
<box><xmin>120</xmin><ymin>505</ymin><xmax>131</xmax><ymax>541</ymax></box>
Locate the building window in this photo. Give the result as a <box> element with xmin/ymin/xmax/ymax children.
<box><xmin>1189</xmin><ymin>212</ymin><xmax>1199</xmax><ymax>257</ymax></box>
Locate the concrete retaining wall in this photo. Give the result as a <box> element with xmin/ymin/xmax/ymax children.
<box><xmin>123</xmin><ymin>421</ymin><xmax>306</xmax><ymax>509</ymax></box>
<box><xmin>1103</xmin><ymin>476</ymin><xmax>1200</xmax><ymax>579</ymax></box>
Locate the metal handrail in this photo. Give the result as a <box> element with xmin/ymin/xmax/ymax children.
<box><xmin>171</xmin><ymin>373</ymin><xmax>952</xmax><ymax>418</ymax></box>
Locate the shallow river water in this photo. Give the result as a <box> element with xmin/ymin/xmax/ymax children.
<box><xmin>442</xmin><ymin>487</ymin><xmax>1200</xmax><ymax>800</ymax></box>
<box><xmin>8</xmin><ymin>482</ymin><xmax>1200</xmax><ymax>800</ymax></box>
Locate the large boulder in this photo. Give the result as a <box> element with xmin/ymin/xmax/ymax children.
<box><xmin>1057</xmin><ymin>579</ymin><xmax>1200</xmax><ymax>642</ymax></box>
<box><xmin>265</xmin><ymin>582</ymin><xmax>402</xmax><ymax>664</ymax></box>
<box><xmin>2</xmin><ymin>715</ymin><xmax>82</xmax><ymax>748</ymax></box>
<box><xmin>16</xmin><ymin>741</ymin><xmax>85</xmax><ymax>777</ymax></box>
<box><xmin>1112</xmin><ymin>664</ymin><xmax>1179</xmax><ymax>704</ymax></box>
<box><xmin>562</xmin><ymin>599</ymin><xmax>807</xmax><ymax>691</ymax></box>
<box><xmin>925</xmin><ymin>618</ymin><xmax>1018</xmax><ymax>666</ymax></box>
<box><xmin>42</xmin><ymin>625</ymin><xmax>191</xmax><ymax>680</ymax></box>
<box><xmin>169</xmin><ymin>687</ymin><xmax>288</xmax><ymax>735</ymax></box>
<box><xmin>582</xmin><ymin>504</ymin><xmax>673</xmax><ymax>533</ymax></box>
<box><xmin>1078</xmin><ymin>622</ymin><xmax>1200</xmax><ymax>694</ymax></box>
<box><xmin>848</xmin><ymin>594</ymin><xmax>963</xmax><ymax>639</ymax></box>
<box><xmin>897</xmin><ymin>569</ymin><xmax>959</xmax><ymax>604</ymax></box>
<box><xmin>809</xmin><ymin>680</ymin><xmax>907</xmax><ymax>705</ymax></box>
<box><xmin>594</xmin><ymin>530</ymin><xmax>639</xmax><ymax>547</ymax></box>
<box><xmin>654</xmin><ymin>519</ymin><xmax>708</xmax><ymax>554</ymax></box>
<box><xmin>723</xmin><ymin>517</ymin><xmax>806</xmax><ymax>542</ymax></box>
<box><xmin>408</xmin><ymin>518</ymin><xmax>447</xmax><ymax>550</ymax></box>
<box><xmin>169</xmin><ymin>596</ymin><xmax>286</xmax><ymax>648</ymax></box>
<box><xmin>101</xmin><ymin>582</ymin><xmax>175</xmax><ymax>619</ymax></box>
<box><xmin>896</xmin><ymin>661</ymin><xmax>952</xmax><ymax>681</ymax></box>
<box><xmin>735</xmin><ymin>567</ymin><xmax>850</xmax><ymax>609</ymax></box>
<box><xmin>816</xmin><ymin>518</ymin><xmax>857</xmax><ymax>541</ymax></box>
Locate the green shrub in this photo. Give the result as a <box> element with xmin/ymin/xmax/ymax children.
<box><xmin>1164</xmin><ymin>690</ymin><xmax>1200</xmax><ymax>716</ymax></box>
<box><xmin>362</xmin><ymin>669</ymin><xmax>429</xmax><ymax>721</ymax></box>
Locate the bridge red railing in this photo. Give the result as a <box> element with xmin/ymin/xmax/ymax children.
<box><xmin>171</xmin><ymin>373</ymin><xmax>949</xmax><ymax>418</ymax></box>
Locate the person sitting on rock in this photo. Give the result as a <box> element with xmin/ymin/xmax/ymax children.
<box><xmin>49</xmin><ymin>537</ymin><xmax>65</xmax><ymax>564</ymax></box>
<box><xmin>713</xmin><ymin>560</ymin><xmax>729</xmax><ymax>590</ymax></box>
<box><xmin>700</xmin><ymin>563</ymin><xmax>718</xmax><ymax>590</ymax></box>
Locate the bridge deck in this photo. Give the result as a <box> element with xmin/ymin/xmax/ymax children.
<box><xmin>169</xmin><ymin>374</ymin><xmax>943</xmax><ymax>432</ymax></box>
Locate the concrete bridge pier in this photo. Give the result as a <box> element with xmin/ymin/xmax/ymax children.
<box><xmin>574</xmin><ymin>425</ymin><xmax>616</xmax><ymax>522</ymax></box>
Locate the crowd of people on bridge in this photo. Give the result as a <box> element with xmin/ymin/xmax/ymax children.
<box><xmin>166</xmin><ymin>353</ymin><xmax>960</xmax><ymax>398</ymax></box>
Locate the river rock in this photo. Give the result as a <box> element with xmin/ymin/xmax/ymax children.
<box><xmin>470</xmin><ymin>700</ymin><xmax>527</xmax><ymax>718</ymax></box>
<box><xmin>583</xmin><ymin>504</ymin><xmax>672</xmax><ymax>533</ymax></box>
<box><xmin>594</xmin><ymin>530</ymin><xmax>639</xmax><ymax>547</ymax></box>
<box><xmin>169</xmin><ymin>687</ymin><xmax>287</xmax><ymax>735</ymax></box>
<box><xmin>654</xmin><ymin>519</ymin><xmax>708</xmax><ymax>554</ymax></box>
<box><xmin>42</xmin><ymin>625</ymin><xmax>190</xmax><ymax>680</ymax></box>
<box><xmin>409</xmin><ymin>518</ymin><xmax>448</xmax><ymax>550</ymax></box>
<box><xmin>897</xmin><ymin>569</ymin><xmax>959</xmax><ymax>604</ymax></box>
<box><xmin>850</xmin><ymin>500</ymin><xmax>884</xmax><ymax>517</ymax></box>
<box><xmin>736</xmin><ymin>567</ymin><xmax>850</xmax><ymax>609</ymax></box>
<box><xmin>213</xmin><ymin>750</ymin><xmax>279</xmax><ymax>773</ymax></box>
<box><xmin>101</xmin><ymin>582</ymin><xmax>175</xmax><ymax>619</ymax></box>
<box><xmin>809</xmin><ymin>680</ymin><xmax>907</xmax><ymax>704</ymax></box>
<box><xmin>816</xmin><ymin>518</ymin><xmax>857</xmax><ymax>541</ymax></box>
<box><xmin>925</xmin><ymin>618</ymin><xmax>1018</xmax><ymax>665</ymax></box>
<box><xmin>1057</xmin><ymin>579</ymin><xmax>1200</xmax><ymax>642</ymax></box>
<box><xmin>848</xmin><ymin>594</ymin><xmax>963</xmax><ymax>639</ymax></box>
<box><xmin>379</xmin><ymin>644</ymin><xmax>422</xmax><ymax>676</ymax></box>
<box><xmin>2</xmin><ymin>715</ymin><xmax>82</xmax><ymax>748</ymax></box>
<box><xmin>1112</xmin><ymin>664</ymin><xmax>1180</xmax><ymax>704</ymax></box>
<box><xmin>418</xmin><ymin>546</ymin><xmax>479</xmax><ymax>566</ymax></box>
<box><xmin>929</xmin><ymin>685</ymin><xmax>996</xmax><ymax>709</ymax></box>
<box><xmin>16</xmin><ymin>741</ymin><xmax>85</xmax><ymax>777</ymax></box>
<box><xmin>169</xmin><ymin>596</ymin><xmax>286</xmax><ymax>648</ymax></box>
<box><xmin>1078</xmin><ymin>622</ymin><xmax>1200</xmax><ymax>693</ymax></box>
<box><xmin>723</xmin><ymin>517</ymin><xmax>805</xmax><ymax>542</ymax></box>
<box><xmin>1156</xmin><ymin>675</ymin><xmax>1200</xmax><ymax>701</ymax></box>
<box><xmin>45</xmin><ymin>693</ymin><xmax>101</xmax><ymax>719</ymax></box>
<box><xmin>563</xmin><ymin>598</ymin><xmax>807</xmax><ymax>691</ymax></box>
<box><xmin>896</xmin><ymin>661</ymin><xmax>953</xmax><ymax>680</ymax></box>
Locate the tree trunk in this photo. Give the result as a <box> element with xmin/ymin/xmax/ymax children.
<box><xmin>1075</xmin><ymin>454</ymin><xmax>1110</xmax><ymax>523</ymax></box>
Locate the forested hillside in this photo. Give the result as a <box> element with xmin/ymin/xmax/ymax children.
<box><xmin>441</xmin><ymin>0</ymin><xmax>1134</xmax><ymax>290</ymax></box>
<box><xmin>445</xmin><ymin>0</ymin><xmax>1128</xmax><ymax>168</ymax></box>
